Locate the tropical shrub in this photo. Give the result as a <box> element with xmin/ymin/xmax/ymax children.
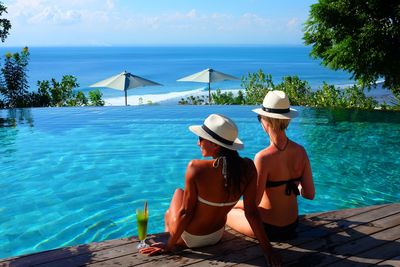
<box><xmin>32</xmin><ymin>75</ymin><xmax>104</xmax><ymax>107</ymax></box>
<box><xmin>178</xmin><ymin>95</ymin><xmax>207</xmax><ymax>105</ymax></box>
<box><xmin>211</xmin><ymin>89</ymin><xmax>245</xmax><ymax>105</ymax></box>
<box><xmin>311</xmin><ymin>83</ymin><xmax>347</xmax><ymax>108</ymax></box>
<box><xmin>88</xmin><ymin>89</ymin><xmax>105</xmax><ymax>106</ymax></box>
<box><xmin>275</xmin><ymin>76</ymin><xmax>313</xmax><ymax>106</ymax></box>
<box><xmin>0</xmin><ymin>47</ymin><xmax>30</xmax><ymax>108</ymax></box>
<box><xmin>241</xmin><ymin>69</ymin><xmax>274</xmax><ymax>105</ymax></box>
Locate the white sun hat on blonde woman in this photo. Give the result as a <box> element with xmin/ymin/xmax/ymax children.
<box><xmin>252</xmin><ymin>90</ymin><xmax>298</xmax><ymax>120</ymax></box>
<box><xmin>189</xmin><ymin>114</ymin><xmax>243</xmax><ymax>150</ymax></box>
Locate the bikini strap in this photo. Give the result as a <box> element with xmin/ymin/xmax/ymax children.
<box><xmin>266</xmin><ymin>177</ymin><xmax>302</xmax><ymax>196</ymax></box>
<box><xmin>197</xmin><ymin>196</ymin><xmax>238</xmax><ymax>207</ymax></box>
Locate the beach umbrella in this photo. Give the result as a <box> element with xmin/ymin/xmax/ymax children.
<box><xmin>177</xmin><ymin>68</ymin><xmax>239</xmax><ymax>104</ymax></box>
<box><xmin>89</xmin><ymin>71</ymin><xmax>162</xmax><ymax>106</ymax></box>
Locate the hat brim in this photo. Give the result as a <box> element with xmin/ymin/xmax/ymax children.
<box><xmin>252</xmin><ymin>107</ymin><xmax>298</xmax><ymax>119</ymax></box>
<box><xmin>189</xmin><ymin>125</ymin><xmax>244</xmax><ymax>150</ymax></box>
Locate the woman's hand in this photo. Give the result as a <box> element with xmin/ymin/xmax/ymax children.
<box><xmin>139</xmin><ymin>242</ymin><xmax>168</xmax><ymax>256</ymax></box>
<box><xmin>264</xmin><ymin>249</ymin><xmax>282</xmax><ymax>267</ymax></box>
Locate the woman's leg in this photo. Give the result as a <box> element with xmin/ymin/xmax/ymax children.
<box><xmin>226</xmin><ymin>204</ymin><xmax>256</xmax><ymax>238</ymax></box>
<box><xmin>164</xmin><ymin>188</ymin><xmax>184</xmax><ymax>233</ymax></box>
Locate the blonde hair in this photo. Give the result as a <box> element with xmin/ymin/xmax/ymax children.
<box><xmin>262</xmin><ymin>116</ymin><xmax>290</xmax><ymax>131</ymax></box>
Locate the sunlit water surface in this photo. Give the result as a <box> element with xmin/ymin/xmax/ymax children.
<box><xmin>1</xmin><ymin>105</ymin><xmax>399</xmax><ymax>258</ymax></box>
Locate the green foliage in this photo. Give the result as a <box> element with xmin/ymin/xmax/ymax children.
<box><xmin>178</xmin><ymin>95</ymin><xmax>207</xmax><ymax>105</ymax></box>
<box><xmin>211</xmin><ymin>89</ymin><xmax>245</xmax><ymax>105</ymax></box>
<box><xmin>311</xmin><ymin>83</ymin><xmax>347</xmax><ymax>108</ymax></box>
<box><xmin>274</xmin><ymin>76</ymin><xmax>313</xmax><ymax>106</ymax></box>
<box><xmin>0</xmin><ymin>2</ymin><xmax>11</xmax><ymax>42</ymax></box>
<box><xmin>241</xmin><ymin>69</ymin><xmax>274</xmax><ymax>105</ymax></box>
<box><xmin>342</xmin><ymin>85</ymin><xmax>378</xmax><ymax>110</ymax></box>
<box><xmin>66</xmin><ymin>91</ymin><xmax>88</xmax><ymax>107</ymax></box>
<box><xmin>31</xmin><ymin>75</ymin><xmax>104</xmax><ymax>107</ymax></box>
<box><xmin>88</xmin><ymin>89</ymin><xmax>105</xmax><ymax>106</ymax></box>
<box><xmin>0</xmin><ymin>47</ymin><xmax>30</xmax><ymax>108</ymax></box>
<box><xmin>303</xmin><ymin>0</ymin><xmax>400</xmax><ymax>94</ymax></box>
<box><xmin>177</xmin><ymin>69</ymin><xmax>387</xmax><ymax>110</ymax></box>
<box><xmin>35</xmin><ymin>75</ymin><xmax>80</xmax><ymax>107</ymax></box>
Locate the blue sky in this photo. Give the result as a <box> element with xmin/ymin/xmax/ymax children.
<box><xmin>2</xmin><ymin>0</ymin><xmax>316</xmax><ymax>46</ymax></box>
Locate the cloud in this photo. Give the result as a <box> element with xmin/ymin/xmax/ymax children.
<box><xmin>287</xmin><ymin>17</ymin><xmax>299</xmax><ymax>29</ymax></box>
<box><xmin>28</xmin><ymin>7</ymin><xmax>82</xmax><ymax>25</ymax></box>
<box><xmin>6</xmin><ymin>0</ymin><xmax>114</xmax><ymax>25</ymax></box>
<box><xmin>3</xmin><ymin>1</ymin><xmax>303</xmax><ymax>45</ymax></box>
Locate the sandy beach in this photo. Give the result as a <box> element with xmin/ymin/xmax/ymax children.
<box><xmin>103</xmin><ymin>84</ymin><xmax>395</xmax><ymax>107</ymax></box>
<box><xmin>104</xmin><ymin>88</ymin><xmax>241</xmax><ymax>106</ymax></box>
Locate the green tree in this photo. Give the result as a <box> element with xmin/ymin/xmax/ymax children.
<box><xmin>88</xmin><ymin>89</ymin><xmax>105</xmax><ymax>106</ymax></box>
<box><xmin>66</xmin><ymin>91</ymin><xmax>88</xmax><ymax>106</ymax></box>
<box><xmin>241</xmin><ymin>69</ymin><xmax>274</xmax><ymax>105</ymax></box>
<box><xmin>0</xmin><ymin>47</ymin><xmax>30</xmax><ymax>108</ymax></box>
<box><xmin>0</xmin><ymin>2</ymin><xmax>11</xmax><ymax>42</ymax></box>
<box><xmin>303</xmin><ymin>0</ymin><xmax>400</xmax><ymax>94</ymax></box>
<box><xmin>274</xmin><ymin>76</ymin><xmax>313</xmax><ymax>106</ymax></box>
<box><xmin>211</xmin><ymin>89</ymin><xmax>245</xmax><ymax>105</ymax></box>
<box><xmin>36</xmin><ymin>75</ymin><xmax>80</xmax><ymax>107</ymax></box>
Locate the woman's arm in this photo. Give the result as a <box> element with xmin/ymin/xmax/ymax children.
<box><xmin>165</xmin><ymin>160</ymin><xmax>198</xmax><ymax>251</ymax></box>
<box><xmin>254</xmin><ymin>152</ymin><xmax>269</xmax><ymax>207</ymax></box>
<box><xmin>242</xmin><ymin>160</ymin><xmax>282</xmax><ymax>266</ymax></box>
<box><xmin>299</xmin><ymin>149</ymin><xmax>315</xmax><ymax>200</ymax></box>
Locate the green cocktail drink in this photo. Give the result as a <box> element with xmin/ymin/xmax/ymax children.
<box><xmin>136</xmin><ymin>201</ymin><xmax>149</xmax><ymax>249</ymax></box>
<box><xmin>136</xmin><ymin>210</ymin><xmax>148</xmax><ymax>241</ymax></box>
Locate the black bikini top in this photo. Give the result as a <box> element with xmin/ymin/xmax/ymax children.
<box><xmin>266</xmin><ymin>177</ymin><xmax>302</xmax><ymax>196</ymax></box>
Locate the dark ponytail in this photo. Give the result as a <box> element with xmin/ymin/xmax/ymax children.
<box><xmin>217</xmin><ymin>147</ymin><xmax>246</xmax><ymax>195</ymax></box>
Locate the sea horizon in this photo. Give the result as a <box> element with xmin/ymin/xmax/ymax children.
<box><xmin>0</xmin><ymin>45</ymin><xmax>392</xmax><ymax>106</ymax></box>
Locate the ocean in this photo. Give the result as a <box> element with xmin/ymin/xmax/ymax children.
<box><xmin>0</xmin><ymin>46</ymin><xmax>357</xmax><ymax>102</ymax></box>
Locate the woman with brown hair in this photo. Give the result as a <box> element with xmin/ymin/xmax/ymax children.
<box><xmin>140</xmin><ymin>113</ymin><xmax>281</xmax><ymax>266</ymax></box>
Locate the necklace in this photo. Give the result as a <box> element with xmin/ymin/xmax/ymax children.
<box><xmin>272</xmin><ymin>137</ymin><xmax>289</xmax><ymax>152</ymax></box>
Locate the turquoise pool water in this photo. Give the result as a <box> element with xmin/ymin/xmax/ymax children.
<box><xmin>1</xmin><ymin>106</ymin><xmax>399</xmax><ymax>258</ymax></box>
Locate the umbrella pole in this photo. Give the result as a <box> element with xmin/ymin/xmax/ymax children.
<box><xmin>125</xmin><ymin>90</ymin><xmax>128</xmax><ymax>106</ymax></box>
<box><xmin>208</xmin><ymin>83</ymin><xmax>211</xmax><ymax>105</ymax></box>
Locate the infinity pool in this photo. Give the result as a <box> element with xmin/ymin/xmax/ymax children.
<box><xmin>1</xmin><ymin>105</ymin><xmax>399</xmax><ymax>258</ymax></box>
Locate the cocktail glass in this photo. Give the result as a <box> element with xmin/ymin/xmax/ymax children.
<box><xmin>136</xmin><ymin>201</ymin><xmax>149</xmax><ymax>249</ymax></box>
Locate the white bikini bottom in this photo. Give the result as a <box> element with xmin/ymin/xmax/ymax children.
<box><xmin>181</xmin><ymin>226</ymin><xmax>225</xmax><ymax>248</ymax></box>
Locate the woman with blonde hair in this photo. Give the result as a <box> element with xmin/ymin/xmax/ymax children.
<box><xmin>227</xmin><ymin>90</ymin><xmax>315</xmax><ymax>241</ymax></box>
<box><xmin>140</xmin><ymin>113</ymin><xmax>281</xmax><ymax>266</ymax></box>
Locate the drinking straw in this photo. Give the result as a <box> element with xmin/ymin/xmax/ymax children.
<box><xmin>144</xmin><ymin>201</ymin><xmax>148</xmax><ymax>216</ymax></box>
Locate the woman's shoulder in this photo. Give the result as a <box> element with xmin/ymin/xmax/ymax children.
<box><xmin>289</xmin><ymin>140</ymin><xmax>307</xmax><ymax>154</ymax></box>
<box><xmin>186</xmin><ymin>159</ymin><xmax>214</xmax><ymax>175</ymax></box>
<box><xmin>187</xmin><ymin>158</ymin><xmax>213</xmax><ymax>167</ymax></box>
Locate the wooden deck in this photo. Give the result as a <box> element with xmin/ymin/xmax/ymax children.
<box><xmin>1</xmin><ymin>203</ymin><xmax>399</xmax><ymax>267</ymax></box>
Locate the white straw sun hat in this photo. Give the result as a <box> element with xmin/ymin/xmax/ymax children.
<box><xmin>252</xmin><ymin>90</ymin><xmax>298</xmax><ymax>119</ymax></box>
<box><xmin>189</xmin><ymin>114</ymin><xmax>243</xmax><ymax>150</ymax></box>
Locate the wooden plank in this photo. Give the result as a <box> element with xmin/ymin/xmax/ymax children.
<box><xmin>0</xmin><ymin>237</ymin><xmax>136</xmax><ymax>267</ymax></box>
<box><xmin>377</xmin><ymin>255</ymin><xmax>400</xmax><ymax>266</ymax></box>
<box><xmin>289</xmin><ymin>203</ymin><xmax>400</xmax><ymax>248</ymax></box>
<box><xmin>327</xmin><ymin>239</ymin><xmax>400</xmax><ymax>266</ymax></box>
<box><xmin>282</xmin><ymin>210</ymin><xmax>400</xmax><ymax>265</ymax></box>
<box><xmin>84</xmin><ymin>228</ymin><xmax>243</xmax><ymax>267</ymax></box>
<box><xmin>236</xmin><ymin>204</ymin><xmax>400</xmax><ymax>267</ymax></box>
<box><xmin>0</xmin><ymin>234</ymin><xmax>167</xmax><ymax>267</ymax></box>
<box><xmin>1</xmin><ymin>204</ymin><xmax>398</xmax><ymax>267</ymax></box>
<box><xmin>31</xmin><ymin>234</ymin><xmax>168</xmax><ymax>267</ymax></box>
<box><xmin>311</xmin><ymin>224</ymin><xmax>400</xmax><ymax>266</ymax></box>
<box><xmin>104</xmin><ymin>232</ymin><xmax>252</xmax><ymax>267</ymax></box>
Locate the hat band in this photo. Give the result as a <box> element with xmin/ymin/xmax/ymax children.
<box><xmin>201</xmin><ymin>125</ymin><xmax>234</xmax><ymax>146</ymax></box>
<box><xmin>262</xmin><ymin>106</ymin><xmax>290</xmax><ymax>114</ymax></box>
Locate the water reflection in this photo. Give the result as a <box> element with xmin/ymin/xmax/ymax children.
<box><xmin>0</xmin><ymin>108</ymin><xmax>34</xmax><ymax>127</ymax></box>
